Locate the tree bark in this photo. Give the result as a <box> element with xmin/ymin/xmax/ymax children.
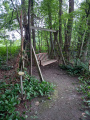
<box><xmin>67</xmin><ymin>0</ymin><xmax>74</xmax><ymax>46</ymax></box>
<box><xmin>59</xmin><ymin>0</ymin><xmax>63</xmax><ymax>45</ymax></box>
<box><xmin>48</xmin><ymin>4</ymin><xmax>54</xmax><ymax>57</ymax></box>
<box><xmin>64</xmin><ymin>0</ymin><xmax>74</xmax><ymax>63</ymax></box>
<box><xmin>54</xmin><ymin>31</ymin><xmax>66</xmax><ymax>65</ymax></box>
<box><xmin>21</xmin><ymin>0</ymin><xmax>28</xmax><ymax>50</ymax></box>
<box><xmin>82</xmin><ymin>15</ymin><xmax>90</xmax><ymax>62</ymax></box>
<box><xmin>78</xmin><ymin>0</ymin><xmax>90</xmax><ymax>61</ymax></box>
<box><xmin>77</xmin><ymin>25</ymin><xmax>84</xmax><ymax>58</ymax></box>
<box><xmin>28</xmin><ymin>0</ymin><xmax>32</xmax><ymax>76</ymax></box>
<box><xmin>31</xmin><ymin>0</ymin><xmax>36</xmax><ymax>50</ymax></box>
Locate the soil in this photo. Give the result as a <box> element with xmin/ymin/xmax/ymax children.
<box><xmin>25</xmin><ymin>63</ymin><xmax>89</xmax><ymax>120</ymax></box>
<box><xmin>0</xmin><ymin>61</ymin><xmax>89</xmax><ymax>120</ymax></box>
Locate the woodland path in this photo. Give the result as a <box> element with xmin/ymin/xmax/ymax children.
<box><xmin>26</xmin><ymin>63</ymin><xmax>86</xmax><ymax>120</ymax></box>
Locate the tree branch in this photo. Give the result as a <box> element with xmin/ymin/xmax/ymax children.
<box><xmin>10</xmin><ymin>0</ymin><xmax>20</xmax><ymax>26</ymax></box>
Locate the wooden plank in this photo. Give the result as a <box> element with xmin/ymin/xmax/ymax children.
<box><xmin>30</xmin><ymin>26</ymin><xmax>57</xmax><ymax>32</ymax></box>
<box><xmin>32</xmin><ymin>45</ymin><xmax>44</xmax><ymax>82</ymax></box>
<box><xmin>43</xmin><ymin>53</ymin><xmax>48</xmax><ymax>60</ymax></box>
<box><xmin>41</xmin><ymin>59</ymin><xmax>57</xmax><ymax>66</ymax></box>
<box><xmin>36</xmin><ymin>53</ymin><xmax>48</xmax><ymax>61</ymax></box>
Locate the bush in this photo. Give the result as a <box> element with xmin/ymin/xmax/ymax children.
<box><xmin>59</xmin><ymin>64</ymin><xmax>84</xmax><ymax>76</ymax></box>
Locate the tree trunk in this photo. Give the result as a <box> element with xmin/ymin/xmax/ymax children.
<box><xmin>54</xmin><ymin>32</ymin><xmax>66</xmax><ymax>65</ymax></box>
<box><xmin>67</xmin><ymin>0</ymin><xmax>74</xmax><ymax>46</ymax></box>
<box><xmin>59</xmin><ymin>0</ymin><xmax>63</xmax><ymax>45</ymax></box>
<box><xmin>78</xmin><ymin>0</ymin><xmax>90</xmax><ymax>61</ymax></box>
<box><xmin>21</xmin><ymin>0</ymin><xmax>28</xmax><ymax>50</ymax></box>
<box><xmin>41</xmin><ymin>31</ymin><xmax>42</xmax><ymax>52</ymax></box>
<box><xmin>77</xmin><ymin>25</ymin><xmax>84</xmax><ymax>58</ymax></box>
<box><xmin>82</xmin><ymin>15</ymin><xmax>90</xmax><ymax>62</ymax></box>
<box><xmin>38</xmin><ymin>31</ymin><xmax>41</xmax><ymax>52</ymax></box>
<box><xmin>64</xmin><ymin>0</ymin><xmax>74</xmax><ymax>63</ymax></box>
<box><xmin>48</xmin><ymin>5</ymin><xmax>54</xmax><ymax>57</ymax></box>
<box><xmin>28</xmin><ymin>0</ymin><xmax>32</xmax><ymax>76</ymax></box>
<box><xmin>31</xmin><ymin>0</ymin><xmax>36</xmax><ymax>50</ymax></box>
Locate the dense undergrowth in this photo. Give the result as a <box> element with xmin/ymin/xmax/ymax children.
<box><xmin>59</xmin><ymin>62</ymin><xmax>90</xmax><ymax>117</ymax></box>
<box><xmin>0</xmin><ymin>45</ymin><xmax>20</xmax><ymax>71</ymax></box>
<box><xmin>0</xmin><ymin>46</ymin><xmax>20</xmax><ymax>57</ymax></box>
<box><xmin>0</xmin><ymin>71</ymin><xmax>55</xmax><ymax>120</ymax></box>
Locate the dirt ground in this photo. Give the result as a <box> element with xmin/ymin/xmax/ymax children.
<box><xmin>25</xmin><ymin>62</ymin><xmax>88</xmax><ymax>120</ymax></box>
<box><xmin>0</xmin><ymin>61</ymin><xmax>89</xmax><ymax>120</ymax></box>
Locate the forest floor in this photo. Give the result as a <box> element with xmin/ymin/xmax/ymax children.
<box><xmin>25</xmin><ymin>62</ymin><xmax>89</xmax><ymax>120</ymax></box>
<box><xmin>0</xmin><ymin>61</ymin><xmax>89</xmax><ymax>120</ymax></box>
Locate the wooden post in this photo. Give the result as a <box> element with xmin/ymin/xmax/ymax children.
<box><xmin>20</xmin><ymin>11</ymin><xmax>24</xmax><ymax>71</ymax></box>
<box><xmin>32</xmin><ymin>45</ymin><xmax>44</xmax><ymax>82</ymax></box>
<box><xmin>20</xmin><ymin>75</ymin><xmax>23</xmax><ymax>100</ymax></box>
<box><xmin>89</xmin><ymin>60</ymin><xmax>90</xmax><ymax>71</ymax></box>
<box><xmin>23</xmin><ymin>56</ymin><xmax>25</xmax><ymax>69</ymax></box>
<box><xmin>20</xmin><ymin>11</ymin><xmax>23</xmax><ymax>54</ymax></box>
<box><xmin>18</xmin><ymin>72</ymin><xmax>24</xmax><ymax>101</ymax></box>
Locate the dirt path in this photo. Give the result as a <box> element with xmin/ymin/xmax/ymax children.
<box><xmin>26</xmin><ymin>63</ymin><xmax>85</xmax><ymax>120</ymax></box>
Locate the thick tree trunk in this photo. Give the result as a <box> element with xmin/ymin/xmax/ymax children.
<box><xmin>48</xmin><ymin>5</ymin><xmax>54</xmax><ymax>57</ymax></box>
<box><xmin>54</xmin><ymin>32</ymin><xmax>66</xmax><ymax>65</ymax></box>
<box><xmin>64</xmin><ymin>0</ymin><xmax>74</xmax><ymax>63</ymax></box>
<box><xmin>82</xmin><ymin>15</ymin><xmax>90</xmax><ymax>62</ymax></box>
<box><xmin>31</xmin><ymin>0</ymin><xmax>36</xmax><ymax>50</ymax></box>
<box><xmin>67</xmin><ymin>0</ymin><xmax>74</xmax><ymax>46</ymax></box>
<box><xmin>59</xmin><ymin>0</ymin><xmax>63</xmax><ymax>45</ymax></box>
<box><xmin>21</xmin><ymin>0</ymin><xmax>28</xmax><ymax>50</ymax></box>
<box><xmin>63</xmin><ymin>22</ymin><xmax>69</xmax><ymax>62</ymax></box>
<box><xmin>28</xmin><ymin>0</ymin><xmax>32</xmax><ymax>76</ymax></box>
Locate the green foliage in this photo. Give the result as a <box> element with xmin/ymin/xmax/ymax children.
<box><xmin>59</xmin><ymin>64</ymin><xmax>84</xmax><ymax>76</ymax></box>
<box><xmin>0</xmin><ymin>44</ymin><xmax>20</xmax><ymax>70</ymax></box>
<box><xmin>0</xmin><ymin>65</ymin><xmax>13</xmax><ymax>71</ymax></box>
<box><xmin>78</xmin><ymin>72</ymin><xmax>90</xmax><ymax>102</ymax></box>
<box><xmin>60</xmin><ymin>63</ymin><xmax>90</xmax><ymax>110</ymax></box>
<box><xmin>0</xmin><ymin>46</ymin><xmax>20</xmax><ymax>57</ymax></box>
<box><xmin>0</xmin><ymin>71</ymin><xmax>55</xmax><ymax>120</ymax></box>
<box><xmin>77</xmin><ymin>73</ymin><xmax>90</xmax><ymax>109</ymax></box>
<box><xmin>0</xmin><ymin>82</ymin><xmax>24</xmax><ymax>120</ymax></box>
<box><xmin>23</xmin><ymin>71</ymin><xmax>55</xmax><ymax>100</ymax></box>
